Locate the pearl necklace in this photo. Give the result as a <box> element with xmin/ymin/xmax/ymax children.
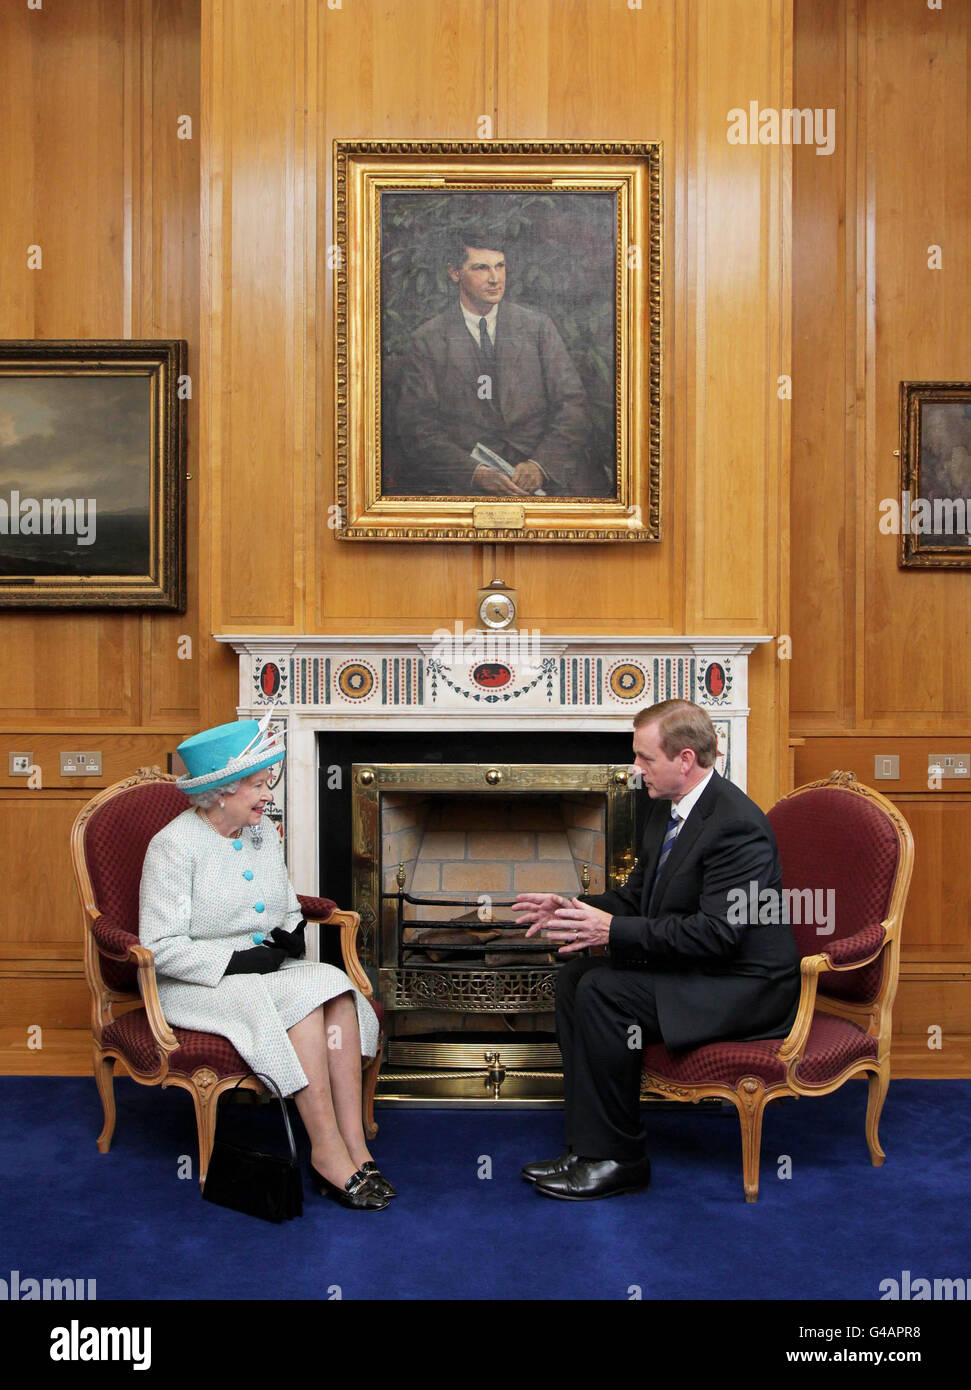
<box><xmin>194</xmin><ymin>806</ymin><xmax>242</xmax><ymax>839</ymax></box>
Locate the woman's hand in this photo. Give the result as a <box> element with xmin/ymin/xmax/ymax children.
<box><xmin>223</xmin><ymin>944</ymin><xmax>285</xmax><ymax>976</ymax></box>
<box><xmin>269</xmin><ymin>919</ymin><xmax>307</xmax><ymax>959</ymax></box>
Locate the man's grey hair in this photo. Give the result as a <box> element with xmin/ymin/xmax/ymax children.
<box><xmin>186</xmin><ymin>780</ymin><xmax>243</xmax><ymax>810</ymax></box>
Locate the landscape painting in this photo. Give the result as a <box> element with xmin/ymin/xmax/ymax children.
<box><xmin>0</xmin><ymin>341</ymin><xmax>186</xmax><ymax>607</ymax></box>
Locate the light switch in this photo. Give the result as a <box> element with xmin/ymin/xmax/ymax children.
<box><xmin>874</xmin><ymin>755</ymin><xmax>899</xmax><ymax>780</ymax></box>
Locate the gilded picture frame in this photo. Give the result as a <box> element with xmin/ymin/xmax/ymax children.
<box><xmin>0</xmin><ymin>340</ymin><xmax>187</xmax><ymax>607</ymax></box>
<box><xmin>333</xmin><ymin>140</ymin><xmax>662</xmax><ymax>543</ymax></box>
<box><xmin>898</xmin><ymin>381</ymin><xmax>971</xmax><ymax>569</ymax></box>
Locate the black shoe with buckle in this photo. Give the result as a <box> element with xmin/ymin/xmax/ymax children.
<box><xmin>359</xmin><ymin>1161</ymin><xmax>397</xmax><ymax>1198</ymax></box>
<box><xmin>521</xmin><ymin>1150</ymin><xmax>576</xmax><ymax>1184</ymax></box>
<box><xmin>309</xmin><ymin>1162</ymin><xmax>390</xmax><ymax>1210</ymax></box>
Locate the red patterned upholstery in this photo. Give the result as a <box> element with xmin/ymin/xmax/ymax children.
<box><xmin>85</xmin><ymin>781</ymin><xmax>189</xmax><ymax>991</ymax></box>
<box><xmin>824</xmin><ymin>921</ymin><xmax>886</xmax><ymax>966</ymax></box>
<box><xmin>297</xmin><ymin>893</ymin><xmax>337</xmax><ymax>921</ymax></box>
<box><xmin>643</xmin><ymin>1012</ymin><xmax>878</xmax><ymax>1089</ymax></box>
<box><xmin>102</xmin><ymin>1011</ymin><xmax>247</xmax><ymax>1079</ymax></box>
<box><xmin>768</xmin><ymin>787</ymin><xmax>899</xmax><ymax>1003</ymax></box>
<box><xmin>92</xmin><ymin>914</ymin><xmax>140</xmax><ymax>959</ymax></box>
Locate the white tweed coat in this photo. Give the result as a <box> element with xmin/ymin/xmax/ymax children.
<box><xmin>138</xmin><ymin>807</ymin><xmax>378</xmax><ymax>1096</ymax></box>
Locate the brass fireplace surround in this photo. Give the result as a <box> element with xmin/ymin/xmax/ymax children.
<box><xmin>351</xmin><ymin>761</ymin><xmax>636</xmax><ymax>1103</ymax></box>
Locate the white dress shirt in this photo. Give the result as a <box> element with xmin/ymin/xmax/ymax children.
<box><xmin>669</xmin><ymin>768</ymin><xmax>714</xmax><ymax>836</ymax></box>
<box><xmin>461</xmin><ymin>300</ymin><xmax>498</xmax><ymax>347</ymax></box>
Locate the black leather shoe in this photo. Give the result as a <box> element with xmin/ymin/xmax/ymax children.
<box><xmin>533</xmin><ymin>1156</ymin><xmax>651</xmax><ymax>1201</ymax></box>
<box><xmin>521</xmin><ymin>1151</ymin><xmax>576</xmax><ymax>1185</ymax></box>
<box><xmin>360</xmin><ymin>1161</ymin><xmax>397</xmax><ymax>1198</ymax></box>
<box><xmin>309</xmin><ymin>1162</ymin><xmax>390</xmax><ymax>1210</ymax></box>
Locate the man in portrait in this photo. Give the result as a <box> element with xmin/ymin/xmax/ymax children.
<box><xmin>391</xmin><ymin>235</ymin><xmax>608</xmax><ymax>497</ymax></box>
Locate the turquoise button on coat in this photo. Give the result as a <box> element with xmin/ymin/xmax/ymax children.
<box><xmin>254</xmin><ymin>901</ymin><xmax>265</xmax><ymax>913</ymax></box>
<box><xmin>232</xmin><ymin>839</ymin><xmax>243</xmax><ymax>850</ymax></box>
<box><xmin>243</xmin><ymin>869</ymin><xmax>254</xmax><ymax>881</ymax></box>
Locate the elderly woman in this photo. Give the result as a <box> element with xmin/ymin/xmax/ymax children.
<box><xmin>138</xmin><ymin>716</ymin><xmax>391</xmax><ymax>1211</ymax></box>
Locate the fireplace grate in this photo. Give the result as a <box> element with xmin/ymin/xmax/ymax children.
<box><xmin>380</xmin><ymin>967</ymin><xmax>558</xmax><ymax>1012</ymax></box>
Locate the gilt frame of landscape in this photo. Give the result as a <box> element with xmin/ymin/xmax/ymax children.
<box><xmin>0</xmin><ymin>340</ymin><xmax>186</xmax><ymax>608</ymax></box>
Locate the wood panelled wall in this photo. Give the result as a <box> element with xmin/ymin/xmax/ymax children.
<box><xmin>10</xmin><ymin>0</ymin><xmax>963</xmax><ymax>1079</ymax></box>
<box><xmin>2</xmin><ymin>0</ymin><xmax>792</xmax><ymax>1058</ymax></box>
<box><xmin>791</xmin><ymin>0</ymin><xmax>971</xmax><ymax>1071</ymax></box>
<box><xmin>0</xmin><ymin>0</ymin><xmax>232</xmax><ymax>1047</ymax></box>
<box><xmin>203</xmin><ymin>0</ymin><xmax>791</xmax><ymax>796</ymax></box>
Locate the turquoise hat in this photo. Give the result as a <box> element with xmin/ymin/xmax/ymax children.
<box><xmin>175</xmin><ymin>715</ymin><xmax>285</xmax><ymax>793</ymax></box>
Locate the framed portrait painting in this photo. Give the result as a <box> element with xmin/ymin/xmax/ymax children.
<box><xmin>0</xmin><ymin>340</ymin><xmax>187</xmax><ymax>607</ymax></box>
<box><xmin>333</xmin><ymin>140</ymin><xmax>662</xmax><ymax>543</ymax></box>
<box><xmin>898</xmin><ymin>381</ymin><xmax>971</xmax><ymax>569</ymax></box>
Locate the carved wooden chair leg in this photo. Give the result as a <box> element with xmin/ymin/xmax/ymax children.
<box><xmin>735</xmin><ymin>1079</ymin><xmax>769</xmax><ymax>1203</ymax></box>
<box><xmin>865</xmin><ymin>1062</ymin><xmax>890</xmax><ymax>1166</ymax></box>
<box><xmin>362</xmin><ymin>1050</ymin><xmax>381</xmax><ymax>1140</ymax></box>
<box><xmin>188</xmin><ymin>1069</ymin><xmax>221</xmax><ymax>1189</ymax></box>
<box><xmin>93</xmin><ymin>1046</ymin><xmax>117</xmax><ymax>1153</ymax></box>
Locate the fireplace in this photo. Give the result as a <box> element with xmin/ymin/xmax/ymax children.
<box><xmin>350</xmin><ymin>756</ymin><xmax>636</xmax><ymax>1101</ymax></box>
<box><xmin>216</xmin><ymin>631</ymin><xmax>770</xmax><ymax>1103</ymax></box>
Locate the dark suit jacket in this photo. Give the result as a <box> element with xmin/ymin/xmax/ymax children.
<box><xmin>581</xmin><ymin>771</ymin><xmax>801</xmax><ymax>1052</ymax></box>
<box><xmin>394</xmin><ymin>299</ymin><xmax>607</xmax><ymax>496</ymax></box>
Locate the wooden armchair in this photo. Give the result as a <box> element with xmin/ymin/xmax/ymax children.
<box><xmin>640</xmin><ymin>772</ymin><xmax>914</xmax><ymax>1201</ymax></box>
<box><xmin>70</xmin><ymin>767</ymin><xmax>382</xmax><ymax>1187</ymax></box>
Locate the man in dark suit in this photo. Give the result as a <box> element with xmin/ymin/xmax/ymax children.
<box><xmin>512</xmin><ymin>699</ymin><xmax>801</xmax><ymax>1201</ymax></box>
<box><xmin>393</xmin><ymin>235</ymin><xmax>608</xmax><ymax>496</ymax></box>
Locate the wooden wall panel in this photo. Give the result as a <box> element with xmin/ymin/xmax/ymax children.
<box><xmin>691</xmin><ymin>3</ymin><xmax>788</xmax><ymax>633</ymax></box>
<box><xmin>203</xmin><ymin>0</ymin><xmax>310</xmax><ymax>631</ymax></box>
<box><xmin>0</xmin><ymin>0</ymin><xmax>218</xmax><ymax>730</ymax></box>
<box><xmin>792</xmin><ymin>0</ymin><xmax>971</xmax><ymax>1067</ymax></box>
<box><xmin>0</xmin><ymin>1</ymin><xmax>226</xmax><ymax>1045</ymax></box>
<box><xmin>895</xmin><ymin>798</ymin><xmax>971</xmax><ymax>962</ymax></box>
<box><xmin>141</xmin><ymin>0</ymin><xmax>207</xmax><ymax>725</ymax></box>
<box><xmin>0</xmin><ymin>798</ymin><xmax>88</xmax><ymax>951</ymax></box>
<box><xmin>864</xmin><ymin>0</ymin><xmax>970</xmax><ymax>724</ymax></box>
<box><xmin>792</xmin><ymin>0</ymin><xmax>971</xmax><ymax>737</ymax></box>
<box><xmin>0</xmin><ymin>795</ymin><xmax>107</xmax><ymax>1035</ymax></box>
<box><xmin>0</xmin><ymin>0</ymin><xmax>135</xmax><ymax>724</ymax></box>
<box><xmin>790</xmin><ymin>0</ymin><xmax>851</xmax><ymax>726</ymax></box>
<box><xmin>0</xmin><ymin>1</ymin><xmax>128</xmax><ymax>338</ymax></box>
<box><xmin>499</xmin><ymin>0</ymin><xmax>679</xmax><ymax>633</ymax></box>
<box><xmin>314</xmin><ymin>0</ymin><xmax>495</xmax><ymax>634</ymax></box>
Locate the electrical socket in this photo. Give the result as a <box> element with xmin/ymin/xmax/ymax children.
<box><xmin>9</xmin><ymin>752</ymin><xmax>33</xmax><ymax>776</ymax></box>
<box><xmin>928</xmin><ymin>753</ymin><xmax>970</xmax><ymax>780</ymax></box>
<box><xmin>60</xmin><ymin>751</ymin><xmax>103</xmax><ymax>776</ymax></box>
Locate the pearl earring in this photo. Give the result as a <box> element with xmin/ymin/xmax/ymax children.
<box><xmin>219</xmin><ymin>799</ymin><xmax>225</xmax><ymax>808</ymax></box>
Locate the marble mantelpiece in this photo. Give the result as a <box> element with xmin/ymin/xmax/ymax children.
<box><xmin>216</xmin><ymin>632</ymin><xmax>772</xmax><ymax>903</ymax></box>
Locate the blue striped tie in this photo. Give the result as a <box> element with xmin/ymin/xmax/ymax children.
<box><xmin>648</xmin><ymin>813</ymin><xmax>679</xmax><ymax>914</ymax></box>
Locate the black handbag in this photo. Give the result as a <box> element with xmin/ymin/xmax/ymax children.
<box><xmin>202</xmin><ymin>1071</ymin><xmax>303</xmax><ymax>1222</ymax></box>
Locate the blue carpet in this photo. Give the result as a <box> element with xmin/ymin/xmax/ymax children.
<box><xmin>1</xmin><ymin>1077</ymin><xmax>968</xmax><ymax>1301</ymax></box>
